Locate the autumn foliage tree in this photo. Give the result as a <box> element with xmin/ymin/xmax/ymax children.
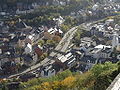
<box><xmin>44</xmin><ymin>32</ymin><xmax>52</xmax><ymax>40</ymax></box>
<box><xmin>53</xmin><ymin>35</ymin><xmax>61</xmax><ymax>43</ymax></box>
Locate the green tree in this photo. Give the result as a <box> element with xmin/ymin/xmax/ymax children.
<box><xmin>38</xmin><ymin>40</ymin><xmax>45</xmax><ymax>46</ymax></box>
<box><xmin>46</xmin><ymin>40</ymin><xmax>56</xmax><ymax>46</ymax></box>
<box><xmin>91</xmin><ymin>62</ymin><xmax>117</xmax><ymax>77</ymax></box>
<box><xmin>94</xmin><ymin>72</ymin><xmax>112</xmax><ymax>90</ymax></box>
<box><xmin>60</xmin><ymin>24</ymin><xmax>70</xmax><ymax>33</ymax></box>
<box><xmin>73</xmin><ymin>29</ymin><xmax>83</xmax><ymax>46</ymax></box>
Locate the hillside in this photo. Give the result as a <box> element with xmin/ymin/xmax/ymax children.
<box><xmin>19</xmin><ymin>62</ymin><xmax>120</xmax><ymax>90</ymax></box>
<box><xmin>1</xmin><ymin>62</ymin><xmax>119</xmax><ymax>90</ymax></box>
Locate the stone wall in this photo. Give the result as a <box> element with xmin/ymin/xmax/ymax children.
<box><xmin>107</xmin><ymin>73</ymin><xmax>120</xmax><ymax>90</ymax></box>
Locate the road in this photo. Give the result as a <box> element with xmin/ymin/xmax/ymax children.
<box><xmin>50</xmin><ymin>26</ymin><xmax>78</xmax><ymax>57</ymax></box>
<box><xmin>7</xmin><ymin>26</ymin><xmax>78</xmax><ymax>79</ymax></box>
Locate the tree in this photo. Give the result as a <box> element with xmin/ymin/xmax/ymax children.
<box><xmin>40</xmin><ymin>82</ymin><xmax>52</xmax><ymax>90</ymax></box>
<box><xmin>38</xmin><ymin>40</ymin><xmax>45</xmax><ymax>46</ymax></box>
<box><xmin>51</xmin><ymin>81</ymin><xmax>61</xmax><ymax>90</ymax></box>
<box><xmin>91</xmin><ymin>62</ymin><xmax>117</xmax><ymax>77</ymax></box>
<box><xmin>56</xmin><ymin>70</ymin><xmax>73</xmax><ymax>80</ymax></box>
<box><xmin>17</xmin><ymin>62</ymin><xmax>120</xmax><ymax>90</ymax></box>
<box><xmin>46</xmin><ymin>40</ymin><xmax>56</xmax><ymax>46</ymax></box>
<box><xmin>73</xmin><ymin>30</ymin><xmax>82</xmax><ymax>46</ymax></box>
<box><xmin>39</xmin><ymin>53</ymin><xmax>48</xmax><ymax>61</ymax></box>
<box><xmin>53</xmin><ymin>35</ymin><xmax>61</xmax><ymax>43</ymax></box>
<box><xmin>64</xmin><ymin>16</ymin><xmax>75</xmax><ymax>26</ymax></box>
<box><xmin>61</xmin><ymin>76</ymin><xmax>76</xmax><ymax>89</ymax></box>
<box><xmin>118</xmin><ymin>61</ymin><xmax>120</xmax><ymax>72</ymax></box>
<box><xmin>60</xmin><ymin>24</ymin><xmax>70</xmax><ymax>33</ymax></box>
<box><xmin>44</xmin><ymin>32</ymin><xmax>52</xmax><ymax>40</ymax></box>
<box><xmin>94</xmin><ymin>72</ymin><xmax>112</xmax><ymax>90</ymax></box>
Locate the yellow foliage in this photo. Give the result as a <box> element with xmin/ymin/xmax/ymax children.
<box><xmin>40</xmin><ymin>82</ymin><xmax>53</xmax><ymax>90</ymax></box>
<box><xmin>61</xmin><ymin>76</ymin><xmax>76</xmax><ymax>88</ymax></box>
<box><xmin>31</xmin><ymin>76</ymin><xmax>76</xmax><ymax>90</ymax></box>
<box><xmin>52</xmin><ymin>81</ymin><xmax>61</xmax><ymax>89</ymax></box>
<box><xmin>43</xmin><ymin>82</ymin><xmax>50</xmax><ymax>86</ymax></box>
